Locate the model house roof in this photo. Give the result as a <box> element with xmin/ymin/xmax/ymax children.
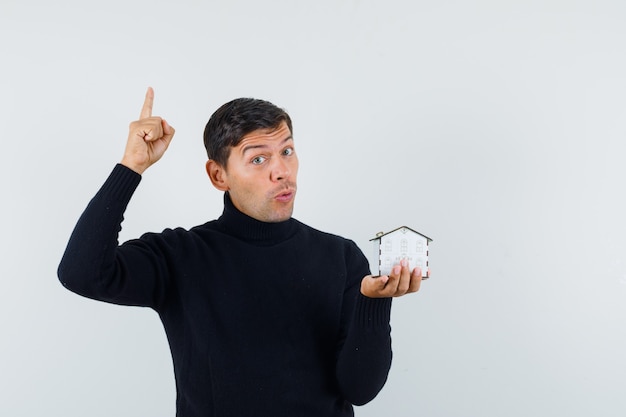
<box><xmin>369</xmin><ymin>226</ymin><xmax>433</xmax><ymax>242</ymax></box>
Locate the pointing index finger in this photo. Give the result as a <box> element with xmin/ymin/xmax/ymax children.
<box><xmin>140</xmin><ymin>87</ymin><xmax>154</xmax><ymax>119</ymax></box>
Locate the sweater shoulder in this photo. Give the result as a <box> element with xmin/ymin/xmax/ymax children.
<box><xmin>292</xmin><ymin>220</ymin><xmax>367</xmax><ymax>262</ymax></box>
<box><xmin>128</xmin><ymin>220</ymin><xmax>220</xmax><ymax>248</ymax></box>
<box><xmin>292</xmin><ymin>219</ymin><xmax>353</xmax><ymax>245</ymax></box>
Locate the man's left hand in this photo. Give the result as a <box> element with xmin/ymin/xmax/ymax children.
<box><xmin>360</xmin><ymin>259</ymin><xmax>427</xmax><ymax>298</ymax></box>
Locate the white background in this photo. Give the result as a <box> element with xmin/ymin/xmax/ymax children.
<box><xmin>2</xmin><ymin>0</ymin><xmax>626</xmax><ymax>416</ymax></box>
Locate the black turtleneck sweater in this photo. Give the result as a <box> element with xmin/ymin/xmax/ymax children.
<box><xmin>58</xmin><ymin>164</ymin><xmax>393</xmax><ymax>417</ymax></box>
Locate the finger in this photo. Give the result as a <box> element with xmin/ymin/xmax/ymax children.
<box><xmin>383</xmin><ymin>265</ymin><xmax>402</xmax><ymax>297</ymax></box>
<box><xmin>408</xmin><ymin>267</ymin><xmax>422</xmax><ymax>293</ymax></box>
<box><xmin>385</xmin><ymin>264</ymin><xmax>402</xmax><ymax>292</ymax></box>
<box><xmin>129</xmin><ymin>118</ymin><xmax>158</xmax><ymax>139</ymax></box>
<box><xmin>140</xmin><ymin>87</ymin><xmax>154</xmax><ymax>119</ymax></box>
<box><xmin>395</xmin><ymin>260</ymin><xmax>412</xmax><ymax>294</ymax></box>
<box><xmin>136</xmin><ymin>119</ymin><xmax>163</xmax><ymax>142</ymax></box>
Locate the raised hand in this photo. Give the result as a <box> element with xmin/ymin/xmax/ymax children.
<box><xmin>121</xmin><ymin>87</ymin><xmax>175</xmax><ymax>174</ymax></box>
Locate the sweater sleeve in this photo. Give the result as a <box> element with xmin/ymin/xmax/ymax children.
<box><xmin>335</xmin><ymin>241</ymin><xmax>393</xmax><ymax>406</ymax></box>
<box><xmin>57</xmin><ymin>164</ymin><xmax>169</xmax><ymax>309</ymax></box>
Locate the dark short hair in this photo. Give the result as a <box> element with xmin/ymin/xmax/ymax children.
<box><xmin>203</xmin><ymin>98</ymin><xmax>293</xmax><ymax>167</ymax></box>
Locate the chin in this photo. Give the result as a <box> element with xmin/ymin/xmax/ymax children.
<box><xmin>268</xmin><ymin>208</ymin><xmax>294</xmax><ymax>223</ymax></box>
<box><xmin>268</xmin><ymin>213</ymin><xmax>292</xmax><ymax>223</ymax></box>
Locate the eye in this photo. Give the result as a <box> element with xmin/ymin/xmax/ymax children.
<box><xmin>282</xmin><ymin>147</ymin><xmax>294</xmax><ymax>156</ymax></box>
<box><xmin>251</xmin><ymin>156</ymin><xmax>266</xmax><ymax>165</ymax></box>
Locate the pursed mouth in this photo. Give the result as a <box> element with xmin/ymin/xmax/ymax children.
<box><xmin>274</xmin><ymin>189</ymin><xmax>295</xmax><ymax>201</ymax></box>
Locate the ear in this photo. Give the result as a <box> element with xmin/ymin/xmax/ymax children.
<box><xmin>206</xmin><ymin>160</ymin><xmax>229</xmax><ymax>191</ymax></box>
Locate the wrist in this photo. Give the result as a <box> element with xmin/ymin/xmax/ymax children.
<box><xmin>120</xmin><ymin>158</ymin><xmax>146</xmax><ymax>175</ymax></box>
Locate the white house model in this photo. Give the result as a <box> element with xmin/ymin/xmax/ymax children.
<box><xmin>370</xmin><ymin>226</ymin><xmax>432</xmax><ymax>278</ymax></box>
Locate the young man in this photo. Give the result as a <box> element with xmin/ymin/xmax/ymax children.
<box><xmin>58</xmin><ymin>88</ymin><xmax>424</xmax><ymax>417</ymax></box>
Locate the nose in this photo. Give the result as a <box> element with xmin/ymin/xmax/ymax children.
<box><xmin>270</xmin><ymin>157</ymin><xmax>290</xmax><ymax>182</ymax></box>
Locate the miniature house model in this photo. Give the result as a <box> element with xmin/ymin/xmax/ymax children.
<box><xmin>370</xmin><ymin>226</ymin><xmax>432</xmax><ymax>278</ymax></box>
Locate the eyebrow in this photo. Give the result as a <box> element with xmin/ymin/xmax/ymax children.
<box><xmin>241</xmin><ymin>136</ymin><xmax>294</xmax><ymax>156</ymax></box>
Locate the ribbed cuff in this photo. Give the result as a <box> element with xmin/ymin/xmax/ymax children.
<box><xmin>353</xmin><ymin>294</ymin><xmax>392</xmax><ymax>329</ymax></box>
<box><xmin>99</xmin><ymin>164</ymin><xmax>142</xmax><ymax>204</ymax></box>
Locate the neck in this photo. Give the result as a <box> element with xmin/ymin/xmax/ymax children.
<box><xmin>216</xmin><ymin>192</ymin><xmax>296</xmax><ymax>245</ymax></box>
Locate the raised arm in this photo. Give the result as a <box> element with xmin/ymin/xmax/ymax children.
<box><xmin>58</xmin><ymin>88</ymin><xmax>176</xmax><ymax>308</ymax></box>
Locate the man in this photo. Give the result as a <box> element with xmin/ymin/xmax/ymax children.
<box><xmin>58</xmin><ymin>88</ymin><xmax>424</xmax><ymax>416</ymax></box>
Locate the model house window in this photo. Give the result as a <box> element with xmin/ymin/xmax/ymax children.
<box><xmin>400</xmin><ymin>239</ymin><xmax>408</xmax><ymax>254</ymax></box>
<box><xmin>385</xmin><ymin>240</ymin><xmax>392</xmax><ymax>252</ymax></box>
<box><xmin>416</xmin><ymin>241</ymin><xmax>423</xmax><ymax>253</ymax></box>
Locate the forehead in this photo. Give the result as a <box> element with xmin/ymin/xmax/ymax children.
<box><xmin>235</xmin><ymin>121</ymin><xmax>292</xmax><ymax>149</ymax></box>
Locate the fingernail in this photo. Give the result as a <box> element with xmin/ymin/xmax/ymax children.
<box><xmin>401</xmin><ymin>259</ymin><xmax>408</xmax><ymax>267</ymax></box>
<box><xmin>393</xmin><ymin>265</ymin><xmax>401</xmax><ymax>275</ymax></box>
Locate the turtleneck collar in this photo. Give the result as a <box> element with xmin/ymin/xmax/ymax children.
<box><xmin>215</xmin><ymin>192</ymin><xmax>297</xmax><ymax>245</ymax></box>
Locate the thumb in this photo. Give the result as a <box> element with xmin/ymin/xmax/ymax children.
<box><xmin>371</xmin><ymin>275</ymin><xmax>389</xmax><ymax>286</ymax></box>
<box><xmin>161</xmin><ymin>119</ymin><xmax>176</xmax><ymax>136</ymax></box>
<box><xmin>360</xmin><ymin>274</ymin><xmax>390</xmax><ymax>298</ymax></box>
<box><xmin>162</xmin><ymin>119</ymin><xmax>176</xmax><ymax>139</ymax></box>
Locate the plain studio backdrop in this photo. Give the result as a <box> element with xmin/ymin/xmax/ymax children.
<box><xmin>2</xmin><ymin>0</ymin><xmax>626</xmax><ymax>416</ymax></box>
